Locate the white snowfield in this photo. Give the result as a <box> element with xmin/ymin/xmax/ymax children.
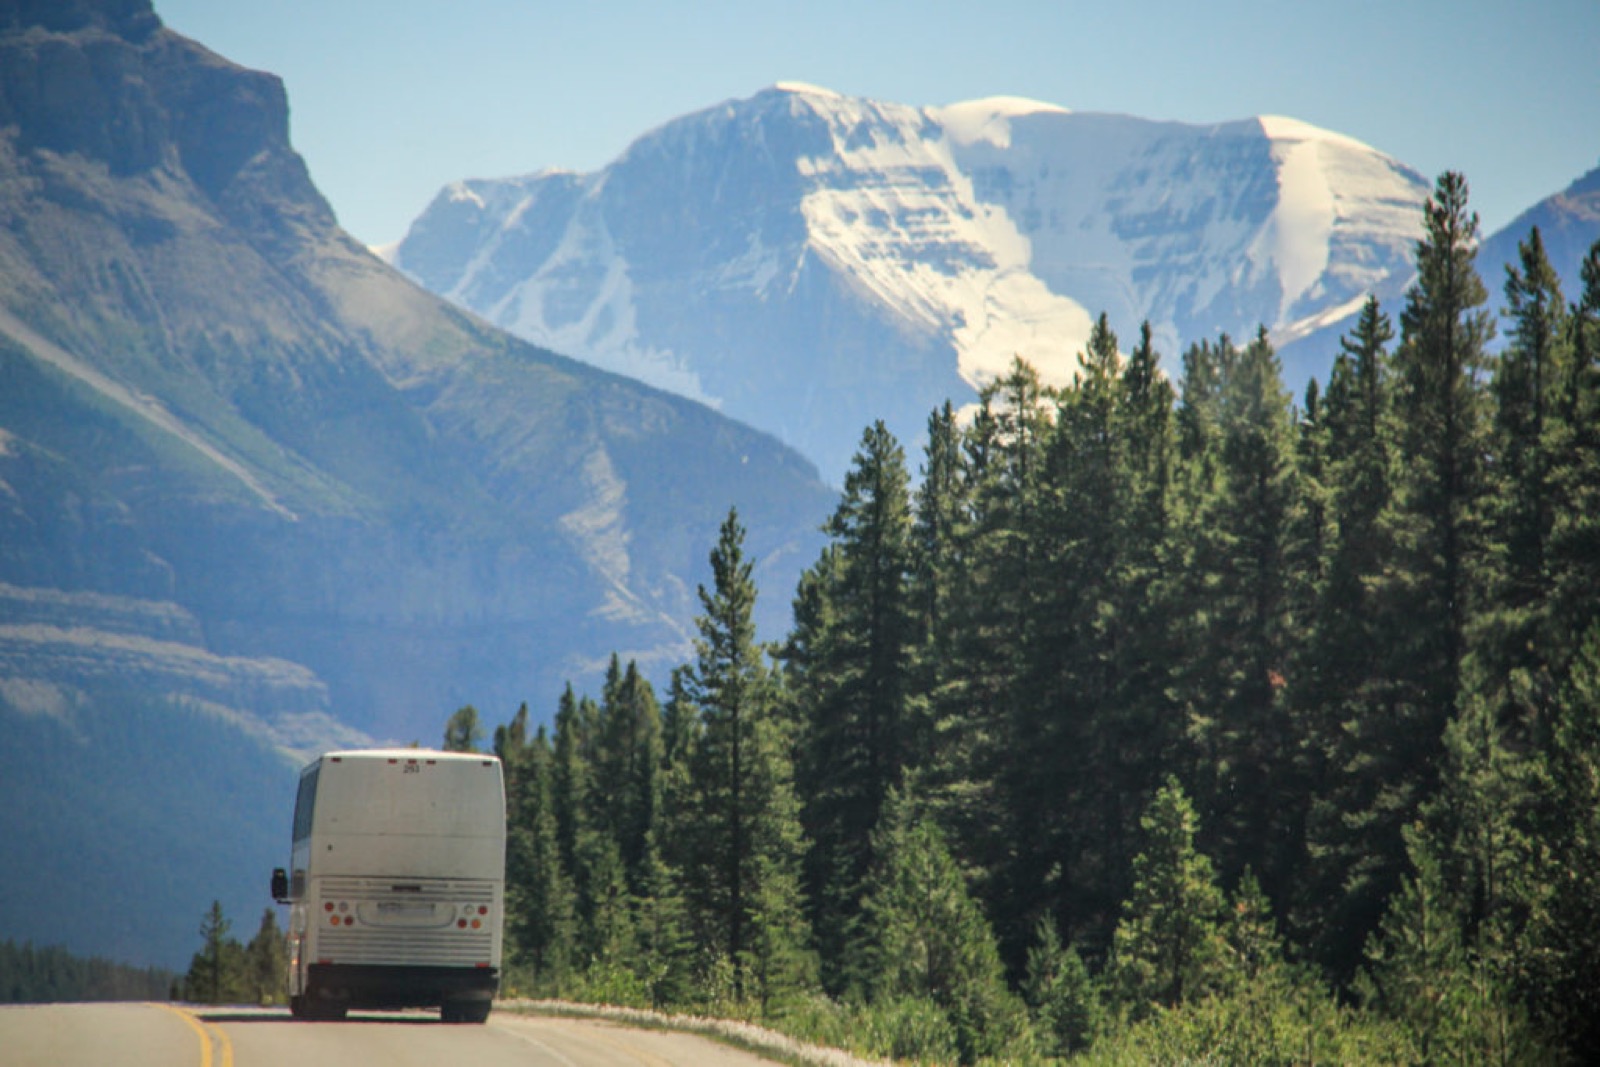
<box><xmin>394</xmin><ymin>84</ymin><xmax>1429</xmax><ymax>482</ymax></box>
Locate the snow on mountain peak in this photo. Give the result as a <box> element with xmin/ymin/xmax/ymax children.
<box><xmin>1258</xmin><ymin>114</ymin><xmax>1374</xmax><ymax>154</ymax></box>
<box><xmin>772</xmin><ymin>80</ymin><xmax>843</xmax><ymax>98</ymax></box>
<box><xmin>929</xmin><ymin>96</ymin><xmax>1072</xmax><ymax>149</ymax></box>
<box><xmin>394</xmin><ymin>86</ymin><xmax>1431</xmax><ymax>483</ymax></box>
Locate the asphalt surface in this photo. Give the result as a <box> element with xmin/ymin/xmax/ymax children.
<box><xmin>0</xmin><ymin>1002</ymin><xmax>794</xmax><ymax>1067</ymax></box>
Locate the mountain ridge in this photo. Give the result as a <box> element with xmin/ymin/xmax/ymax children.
<box><xmin>0</xmin><ymin>0</ymin><xmax>834</xmax><ymax>967</ymax></box>
<box><xmin>393</xmin><ymin>83</ymin><xmax>1433</xmax><ymax>481</ymax></box>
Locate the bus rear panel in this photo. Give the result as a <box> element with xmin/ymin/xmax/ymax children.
<box><xmin>274</xmin><ymin>749</ymin><xmax>506</xmax><ymax>1023</ymax></box>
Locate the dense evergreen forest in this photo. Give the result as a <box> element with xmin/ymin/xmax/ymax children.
<box><xmin>449</xmin><ymin>172</ymin><xmax>1600</xmax><ymax>1064</ymax></box>
<box><xmin>0</xmin><ymin>940</ymin><xmax>172</xmax><ymax>1003</ymax></box>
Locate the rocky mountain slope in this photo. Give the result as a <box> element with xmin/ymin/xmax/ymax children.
<box><xmin>1479</xmin><ymin>163</ymin><xmax>1600</xmax><ymax>308</ymax></box>
<box><xmin>392</xmin><ymin>83</ymin><xmax>1434</xmax><ymax>481</ymax></box>
<box><xmin>0</xmin><ymin>0</ymin><xmax>833</xmax><ymax>966</ymax></box>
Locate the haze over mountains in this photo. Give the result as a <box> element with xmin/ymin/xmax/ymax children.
<box><xmin>392</xmin><ymin>83</ymin><xmax>1437</xmax><ymax>483</ymax></box>
<box><xmin>0</xmin><ymin>0</ymin><xmax>831</xmax><ymax>967</ymax></box>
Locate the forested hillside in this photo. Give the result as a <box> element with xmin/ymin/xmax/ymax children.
<box><xmin>466</xmin><ymin>173</ymin><xmax>1600</xmax><ymax>1064</ymax></box>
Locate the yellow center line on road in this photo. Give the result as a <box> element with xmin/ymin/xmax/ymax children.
<box><xmin>149</xmin><ymin>1003</ymin><xmax>234</xmax><ymax>1067</ymax></box>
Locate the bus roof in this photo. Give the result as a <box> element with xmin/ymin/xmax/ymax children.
<box><xmin>310</xmin><ymin>748</ymin><xmax>501</xmax><ymax>767</ymax></box>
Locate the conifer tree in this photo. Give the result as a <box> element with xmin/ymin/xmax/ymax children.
<box><xmin>1525</xmin><ymin>623</ymin><xmax>1600</xmax><ymax>1054</ymax></box>
<box><xmin>1018</xmin><ymin>314</ymin><xmax>1128</xmax><ymax>949</ymax></box>
<box><xmin>1359</xmin><ymin>823</ymin><xmax>1546</xmax><ymax>1065</ymax></box>
<box><xmin>679</xmin><ymin>509</ymin><xmax>813</xmax><ymax>1009</ymax></box>
<box><xmin>1326</xmin><ymin>173</ymin><xmax>1494</xmax><ymax>977</ymax></box>
<box><xmin>442</xmin><ymin>704</ymin><xmax>484</xmax><ymax>752</ymax></box>
<box><xmin>934</xmin><ymin>359</ymin><xmax>1051</xmax><ymax>924</ymax></box>
<box><xmin>596</xmin><ymin>656</ymin><xmax>663</xmax><ymax>890</ymax></box>
<box><xmin>1108</xmin><ymin>777</ymin><xmax>1228</xmax><ymax>1015</ymax></box>
<box><xmin>1181</xmin><ymin>328</ymin><xmax>1300</xmax><ymax>901</ymax></box>
<box><xmin>186</xmin><ymin>901</ymin><xmax>245</xmax><ymax>1005</ymax></box>
<box><xmin>1023</xmin><ymin>914</ymin><xmax>1102</xmax><ymax>1057</ymax></box>
<box><xmin>1298</xmin><ymin>296</ymin><xmax>1404</xmax><ymax>970</ymax></box>
<box><xmin>788</xmin><ymin>421</ymin><xmax>915</xmax><ymax>989</ymax></box>
<box><xmin>1543</xmin><ymin>241</ymin><xmax>1600</xmax><ymax>679</ymax></box>
<box><xmin>1386</xmin><ymin>170</ymin><xmax>1494</xmax><ymax>727</ymax></box>
<box><xmin>852</xmin><ymin>789</ymin><xmax>1031</xmax><ymax>1063</ymax></box>
<box><xmin>243</xmin><ymin>909</ymin><xmax>287</xmax><ymax>1005</ymax></box>
<box><xmin>1478</xmin><ymin>226</ymin><xmax>1568</xmax><ymax>731</ymax></box>
<box><xmin>906</xmin><ymin>399</ymin><xmax>972</xmax><ymax>830</ymax></box>
<box><xmin>505</xmin><ymin>725</ymin><xmax>576</xmax><ymax>988</ymax></box>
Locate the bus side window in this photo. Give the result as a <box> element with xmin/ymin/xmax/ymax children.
<box><xmin>292</xmin><ymin>765</ymin><xmax>320</xmax><ymax>842</ymax></box>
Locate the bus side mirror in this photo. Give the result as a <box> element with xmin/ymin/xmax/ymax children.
<box><xmin>271</xmin><ymin>867</ymin><xmax>289</xmax><ymax>902</ymax></box>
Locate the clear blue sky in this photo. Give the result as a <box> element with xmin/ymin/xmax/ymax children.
<box><xmin>155</xmin><ymin>0</ymin><xmax>1598</xmax><ymax>248</ymax></box>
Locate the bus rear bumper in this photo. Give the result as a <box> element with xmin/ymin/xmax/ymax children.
<box><xmin>304</xmin><ymin>962</ymin><xmax>499</xmax><ymax>1010</ymax></box>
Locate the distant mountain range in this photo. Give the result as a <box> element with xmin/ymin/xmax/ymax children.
<box><xmin>392</xmin><ymin>84</ymin><xmax>1599</xmax><ymax>484</ymax></box>
<box><xmin>0</xmin><ymin>0</ymin><xmax>832</xmax><ymax>967</ymax></box>
<box><xmin>1480</xmin><ymin>163</ymin><xmax>1600</xmax><ymax>310</ymax></box>
<box><xmin>391</xmin><ymin>83</ymin><xmax>1435</xmax><ymax>482</ymax></box>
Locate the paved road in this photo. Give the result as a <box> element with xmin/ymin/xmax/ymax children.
<box><xmin>0</xmin><ymin>1002</ymin><xmax>788</xmax><ymax>1066</ymax></box>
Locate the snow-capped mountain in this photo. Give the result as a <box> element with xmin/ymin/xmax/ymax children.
<box><xmin>393</xmin><ymin>84</ymin><xmax>1431</xmax><ymax>482</ymax></box>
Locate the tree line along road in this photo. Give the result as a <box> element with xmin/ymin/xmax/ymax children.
<box><xmin>0</xmin><ymin>1003</ymin><xmax>804</xmax><ymax>1066</ymax></box>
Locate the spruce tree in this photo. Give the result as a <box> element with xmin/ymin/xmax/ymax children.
<box><xmin>1022</xmin><ymin>914</ymin><xmax>1102</xmax><ymax>1057</ymax></box>
<box><xmin>506</xmin><ymin>725</ymin><xmax>577</xmax><ymax>989</ymax></box>
<box><xmin>787</xmin><ymin>421</ymin><xmax>915</xmax><ymax>990</ymax></box>
<box><xmin>1525</xmin><ymin>623</ymin><xmax>1600</xmax><ymax>1054</ymax></box>
<box><xmin>1326</xmin><ymin>173</ymin><xmax>1495</xmax><ymax>978</ymax></box>
<box><xmin>1478</xmin><ymin>226</ymin><xmax>1568</xmax><ymax>732</ymax></box>
<box><xmin>936</xmin><ymin>359</ymin><xmax>1051</xmax><ymax>931</ymax></box>
<box><xmin>1019</xmin><ymin>314</ymin><xmax>1128</xmax><ymax>952</ymax></box>
<box><xmin>1108</xmin><ymin>777</ymin><xmax>1228</xmax><ymax>1015</ymax></box>
<box><xmin>1543</xmin><ymin>241</ymin><xmax>1600</xmax><ymax>679</ymax></box>
<box><xmin>1184</xmin><ymin>327</ymin><xmax>1299</xmax><ymax>901</ymax></box>
<box><xmin>1387</xmin><ymin>170</ymin><xmax>1494</xmax><ymax>728</ymax></box>
<box><xmin>679</xmin><ymin>509</ymin><xmax>814</xmax><ymax>1009</ymax></box>
<box><xmin>1298</xmin><ymin>297</ymin><xmax>1404</xmax><ymax>972</ymax></box>
<box><xmin>852</xmin><ymin>789</ymin><xmax>1031</xmax><ymax>1063</ymax></box>
<box><xmin>243</xmin><ymin>908</ymin><xmax>286</xmax><ymax>1005</ymax></box>
<box><xmin>442</xmin><ymin>704</ymin><xmax>484</xmax><ymax>752</ymax></box>
<box><xmin>596</xmin><ymin>656</ymin><xmax>663</xmax><ymax>890</ymax></box>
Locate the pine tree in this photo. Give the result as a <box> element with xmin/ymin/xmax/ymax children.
<box><xmin>504</xmin><ymin>725</ymin><xmax>577</xmax><ymax>989</ymax></box>
<box><xmin>1324</xmin><ymin>173</ymin><xmax>1495</xmax><ymax>979</ymax></box>
<box><xmin>596</xmin><ymin>656</ymin><xmax>663</xmax><ymax>890</ymax></box>
<box><xmin>631</xmin><ymin>827</ymin><xmax>695</xmax><ymax>1009</ymax></box>
<box><xmin>679</xmin><ymin>509</ymin><xmax>814</xmax><ymax>1010</ymax></box>
<box><xmin>1387</xmin><ymin>170</ymin><xmax>1495</xmax><ymax>729</ymax></box>
<box><xmin>1543</xmin><ymin>240</ymin><xmax>1600</xmax><ymax>679</ymax></box>
<box><xmin>1298</xmin><ymin>296</ymin><xmax>1405</xmax><ymax>973</ymax></box>
<box><xmin>1018</xmin><ymin>314</ymin><xmax>1134</xmax><ymax>954</ymax></box>
<box><xmin>852</xmin><ymin>789</ymin><xmax>1031</xmax><ymax>1064</ymax></box>
<box><xmin>787</xmin><ymin>421</ymin><xmax>915</xmax><ymax>989</ymax></box>
<box><xmin>1022</xmin><ymin>914</ymin><xmax>1102</xmax><ymax>1057</ymax></box>
<box><xmin>906</xmin><ymin>399</ymin><xmax>972</xmax><ymax>833</ymax></box>
<box><xmin>1183</xmin><ymin>328</ymin><xmax>1300</xmax><ymax>900</ymax></box>
<box><xmin>242</xmin><ymin>908</ymin><xmax>286</xmax><ymax>1005</ymax></box>
<box><xmin>931</xmin><ymin>359</ymin><xmax>1051</xmax><ymax>932</ymax></box>
<box><xmin>1358</xmin><ymin>822</ymin><xmax>1546</xmax><ymax>1065</ymax></box>
<box><xmin>442</xmin><ymin>704</ymin><xmax>484</xmax><ymax>752</ymax></box>
<box><xmin>1524</xmin><ymin>623</ymin><xmax>1600</xmax><ymax>1055</ymax></box>
<box><xmin>185</xmin><ymin>901</ymin><xmax>245</xmax><ymax>1005</ymax></box>
<box><xmin>1477</xmin><ymin>226</ymin><xmax>1568</xmax><ymax>733</ymax></box>
<box><xmin>1108</xmin><ymin>777</ymin><xmax>1228</xmax><ymax>1015</ymax></box>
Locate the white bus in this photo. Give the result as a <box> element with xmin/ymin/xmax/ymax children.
<box><xmin>270</xmin><ymin>748</ymin><xmax>506</xmax><ymax>1023</ymax></box>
